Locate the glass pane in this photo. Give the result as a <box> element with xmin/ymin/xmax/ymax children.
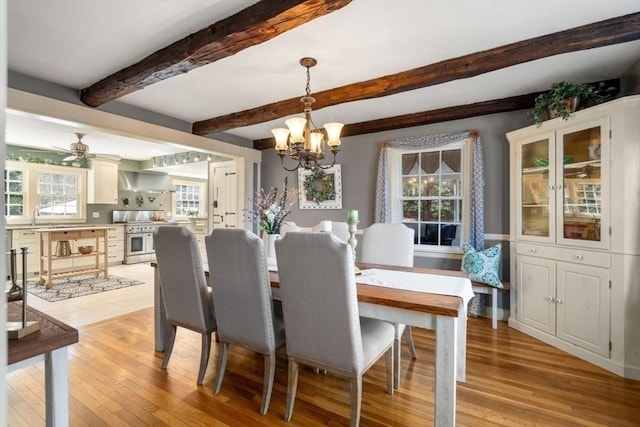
<box><xmin>8</xmin><ymin>170</ymin><xmax>23</xmax><ymax>180</ymax></box>
<box><xmin>562</xmin><ymin>126</ymin><xmax>601</xmax><ymax>242</ymax></box>
<box><xmin>420</xmin><ymin>200</ymin><xmax>439</xmax><ymax>221</ymax></box>
<box><xmin>8</xmin><ymin>182</ymin><xmax>22</xmax><ymax>192</ymax></box>
<box><xmin>440</xmin><ymin>199</ymin><xmax>462</xmax><ymax>223</ymax></box>
<box><xmin>9</xmin><ymin>206</ymin><xmax>23</xmax><ymax>215</ymax></box>
<box><xmin>521</xmin><ymin>138</ymin><xmax>550</xmax><ymax>237</ymax></box>
<box><xmin>402</xmin><ymin>153</ymin><xmax>419</xmax><ymax>175</ymax></box>
<box><xmin>441</xmin><ymin>149</ymin><xmax>461</xmax><ymax>173</ymax></box>
<box><xmin>440</xmin><ymin>174</ymin><xmax>460</xmax><ymax>196</ymax></box>
<box><xmin>420</xmin><ymin>152</ymin><xmax>439</xmax><ymax>174</ymax></box>
<box><xmin>9</xmin><ymin>194</ymin><xmax>23</xmax><ymax>204</ymax></box>
<box><xmin>422</xmin><ymin>175</ymin><xmax>438</xmax><ymax>197</ymax></box>
<box><xmin>402</xmin><ymin>200</ymin><xmax>418</xmax><ymax>221</ymax></box>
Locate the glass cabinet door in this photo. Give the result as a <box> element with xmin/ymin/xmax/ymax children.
<box><xmin>518</xmin><ymin>135</ymin><xmax>555</xmax><ymax>241</ymax></box>
<box><xmin>557</xmin><ymin>119</ymin><xmax>609</xmax><ymax>248</ymax></box>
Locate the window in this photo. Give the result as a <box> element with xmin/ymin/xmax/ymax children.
<box><xmin>390</xmin><ymin>140</ymin><xmax>471</xmax><ymax>252</ymax></box>
<box><xmin>5</xmin><ymin>168</ymin><xmax>26</xmax><ymax>217</ymax></box>
<box><xmin>5</xmin><ymin>161</ymin><xmax>86</xmax><ymax>224</ymax></box>
<box><xmin>37</xmin><ymin>172</ymin><xmax>79</xmax><ymax>216</ymax></box>
<box><xmin>172</xmin><ymin>179</ymin><xmax>206</xmax><ymax>218</ymax></box>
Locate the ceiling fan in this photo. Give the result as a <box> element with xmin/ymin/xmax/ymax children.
<box><xmin>54</xmin><ymin>133</ymin><xmax>121</xmax><ymax>162</ymax></box>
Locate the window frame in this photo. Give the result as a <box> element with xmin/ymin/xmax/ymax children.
<box><xmin>5</xmin><ymin>160</ymin><xmax>87</xmax><ymax>225</ymax></box>
<box><xmin>171</xmin><ymin>178</ymin><xmax>207</xmax><ymax>219</ymax></box>
<box><xmin>389</xmin><ymin>138</ymin><xmax>472</xmax><ymax>255</ymax></box>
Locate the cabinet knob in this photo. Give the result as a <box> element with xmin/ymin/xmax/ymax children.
<box><xmin>574</xmin><ymin>254</ymin><xmax>584</xmax><ymax>260</ymax></box>
<box><xmin>529</xmin><ymin>248</ymin><xmax>537</xmax><ymax>254</ymax></box>
<box><xmin>546</xmin><ymin>296</ymin><xmax>554</xmax><ymax>302</ymax></box>
<box><xmin>555</xmin><ymin>298</ymin><xmax>563</xmax><ymax>304</ymax></box>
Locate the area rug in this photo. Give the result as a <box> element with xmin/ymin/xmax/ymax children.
<box><xmin>27</xmin><ymin>275</ymin><xmax>144</xmax><ymax>302</ymax></box>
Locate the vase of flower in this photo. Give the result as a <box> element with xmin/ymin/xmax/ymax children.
<box><xmin>249</xmin><ymin>177</ymin><xmax>297</xmax><ymax>258</ymax></box>
<box><xmin>263</xmin><ymin>233</ymin><xmax>280</xmax><ymax>259</ymax></box>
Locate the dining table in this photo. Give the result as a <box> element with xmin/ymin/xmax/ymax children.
<box><xmin>150</xmin><ymin>261</ymin><xmax>474</xmax><ymax>426</ymax></box>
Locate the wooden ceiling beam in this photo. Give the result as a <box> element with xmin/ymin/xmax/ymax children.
<box><xmin>194</xmin><ymin>12</ymin><xmax>640</xmax><ymax>136</ymax></box>
<box><xmin>252</xmin><ymin>78</ymin><xmax>620</xmax><ymax>149</ymax></box>
<box><xmin>80</xmin><ymin>0</ymin><xmax>352</xmax><ymax>107</ymax></box>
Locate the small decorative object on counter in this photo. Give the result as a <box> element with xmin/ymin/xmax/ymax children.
<box><xmin>348</xmin><ymin>209</ymin><xmax>358</xmax><ymax>222</ymax></box>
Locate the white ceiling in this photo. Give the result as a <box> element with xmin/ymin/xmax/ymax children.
<box><xmin>6</xmin><ymin>0</ymin><xmax>640</xmax><ymax>158</ymax></box>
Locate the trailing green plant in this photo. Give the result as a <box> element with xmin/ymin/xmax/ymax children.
<box><xmin>532</xmin><ymin>81</ymin><xmax>616</xmax><ymax>127</ymax></box>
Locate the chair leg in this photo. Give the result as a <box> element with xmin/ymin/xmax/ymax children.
<box><xmin>385</xmin><ymin>346</ymin><xmax>394</xmax><ymax>395</ymax></box>
<box><xmin>394</xmin><ymin>336</ymin><xmax>401</xmax><ymax>389</ymax></box>
<box><xmin>161</xmin><ymin>324</ymin><xmax>177</xmax><ymax>370</ymax></box>
<box><xmin>284</xmin><ymin>361</ymin><xmax>299</xmax><ymax>422</ymax></box>
<box><xmin>349</xmin><ymin>377</ymin><xmax>362</xmax><ymax>427</ymax></box>
<box><xmin>404</xmin><ymin>326</ymin><xmax>418</xmax><ymax>359</ymax></box>
<box><xmin>214</xmin><ymin>341</ymin><xmax>229</xmax><ymax>394</ymax></box>
<box><xmin>260</xmin><ymin>352</ymin><xmax>276</xmax><ymax>415</ymax></box>
<box><xmin>197</xmin><ymin>332</ymin><xmax>212</xmax><ymax>385</ymax></box>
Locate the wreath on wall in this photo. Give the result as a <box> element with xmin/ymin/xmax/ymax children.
<box><xmin>303</xmin><ymin>169</ymin><xmax>336</xmax><ymax>203</ymax></box>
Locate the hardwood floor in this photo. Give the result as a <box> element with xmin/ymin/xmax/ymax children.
<box><xmin>7</xmin><ymin>310</ymin><xmax>640</xmax><ymax>426</ymax></box>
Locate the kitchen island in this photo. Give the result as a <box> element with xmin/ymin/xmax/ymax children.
<box><xmin>36</xmin><ymin>226</ymin><xmax>110</xmax><ymax>289</ymax></box>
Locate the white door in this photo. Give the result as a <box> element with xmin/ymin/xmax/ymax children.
<box><xmin>516</xmin><ymin>254</ymin><xmax>556</xmax><ymax>335</ymax></box>
<box><xmin>211</xmin><ymin>162</ymin><xmax>238</xmax><ymax>230</ymax></box>
<box><xmin>556</xmin><ymin>262</ymin><xmax>610</xmax><ymax>357</ymax></box>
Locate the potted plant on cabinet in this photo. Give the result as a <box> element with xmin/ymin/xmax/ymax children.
<box><xmin>532</xmin><ymin>81</ymin><xmax>616</xmax><ymax>127</ymax></box>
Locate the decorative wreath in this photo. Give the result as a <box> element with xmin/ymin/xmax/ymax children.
<box><xmin>303</xmin><ymin>169</ymin><xmax>336</xmax><ymax>203</ymax></box>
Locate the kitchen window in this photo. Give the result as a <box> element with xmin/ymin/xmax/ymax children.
<box><xmin>4</xmin><ymin>161</ymin><xmax>87</xmax><ymax>224</ymax></box>
<box><xmin>4</xmin><ymin>168</ymin><xmax>27</xmax><ymax>217</ymax></box>
<box><xmin>172</xmin><ymin>179</ymin><xmax>206</xmax><ymax>218</ymax></box>
<box><xmin>389</xmin><ymin>140</ymin><xmax>471</xmax><ymax>252</ymax></box>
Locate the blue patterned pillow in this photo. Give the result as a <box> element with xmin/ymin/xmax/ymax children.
<box><xmin>461</xmin><ymin>243</ymin><xmax>503</xmax><ymax>288</ymax></box>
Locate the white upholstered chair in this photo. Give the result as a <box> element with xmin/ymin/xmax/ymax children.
<box><xmin>360</xmin><ymin>222</ymin><xmax>417</xmax><ymax>388</ymax></box>
<box><xmin>280</xmin><ymin>221</ymin><xmax>302</xmax><ymax>236</ymax></box>
<box><xmin>276</xmin><ymin>232</ymin><xmax>394</xmax><ymax>426</ymax></box>
<box><xmin>205</xmin><ymin>229</ymin><xmax>286</xmax><ymax>415</ymax></box>
<box><xmin>311</xmin><ymin>221</ymin><xmax>350</xmax><ymax>242</ymax></box>
<box><xmin>154</xmin><ymin>226</ymin><xmax>216</xmax><ymax>385</ymax></box>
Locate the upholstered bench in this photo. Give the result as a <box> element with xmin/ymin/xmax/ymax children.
<box><xmin>470</xmin><ymin>280</ymin><xmax>510</xmax><ymax>329</ymax></box>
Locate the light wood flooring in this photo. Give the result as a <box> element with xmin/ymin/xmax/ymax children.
<box><xmin>7</xmin><ymin>274</ymin><xmax>640</xmax><ymax>426</ymax></box>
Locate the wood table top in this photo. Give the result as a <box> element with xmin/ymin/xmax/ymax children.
<box><xmin>152</xmin><ymin>261</ymin><xmax>466</xmax><ymax>318</ymax></box>
<box><xmin>7</xmin><ymin>302</ymin><xmax>79</xmax><ymax>365</ymax></box>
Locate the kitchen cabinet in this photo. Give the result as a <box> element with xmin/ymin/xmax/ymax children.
<box><xmin>87</xmin><ymin>158</ymin><xmax>119</xmax><ymax>204</ymax></box>
<box><xmin>10</xmin><ymin>229</ymin><xmax>41</xmax><ymax>278</ymax></box>
<box><xmin>515</xmin><ymin>246</ymin><xmax>610</xmax><ymax>358</ymax></box>
<box><xmin>507</xmin><ymin>95</ymin><xmax>640</xmax><ymax>379</ymax></box>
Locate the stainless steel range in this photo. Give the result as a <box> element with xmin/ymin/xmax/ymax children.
<box><xmin>113</xmin><ymin>210</ymin><xmax>170</xmax><ymax>264</ymax></box>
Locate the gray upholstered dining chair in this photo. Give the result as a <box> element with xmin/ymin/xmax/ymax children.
<box><xmin>154</xmin><ymin>225</ymin><xmax>216</xmax><ymax>385</ymax></box>
<box><xmin>205</xmin><ymin>229</ymin><xmax>286</xmax><ymax>415</ymax></box>
<box><xmin>360</xmin><ymin>222</ymin><xmax>417</xmax><ymax>388</ymax></box>
<box><xmin>276</xmin><ymin>232</ymin><xmax>394</xmax><ymax>426</ymax></box>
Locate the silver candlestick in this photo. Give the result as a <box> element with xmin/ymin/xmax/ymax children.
<box><xmin>347</xmin><ymin>220</ymin><xmax>359</xmax><ymax>260</ymax></box>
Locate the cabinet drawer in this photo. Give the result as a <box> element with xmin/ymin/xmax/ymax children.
<box><xmin>516</xmin><ymin>243</ymin><xmax>610</xmax><ymax>268</ymax></box>
<box><xmin>79</xmin><ymin>229</ymin><xmax>107</xmax><ymax>239</ymax></box>
<box><xmin>107</xmin><ymin>227</ymin><xmax>124</xmax><ymax>240</ymax></box>
<box><xmin>51</xmin><ymin>230</ymin><xmax>81</xmax><ymax>240</ymax></box>
<box><xmin>12</xmin><ymin>230</ymin><xmax>40</xmax><ymax>242</ymax></box>
<box><xmin>103</xmin><ymin>240</ymin><xmax>124</xmax><ymax>252</ymax></box>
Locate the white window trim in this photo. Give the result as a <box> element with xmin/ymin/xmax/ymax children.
<box><xmin>171</xmin><ymin>178</ymin><xmax>207</xmax><ymax>220</ymax></box>
<box><xmin>5</xmin><ymin>160</ymin><xmax>87</xmax><ymax>225</ymax></box>
<box><xmin>388</xmin><ymin>139</ymin><xmax>472</xmax><ymax>255</ymax></box>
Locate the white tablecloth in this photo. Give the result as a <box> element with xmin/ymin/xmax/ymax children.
<box><xmin>356</xmin><ymin>269</ymin><xmax>475</xmax><ymax>313</ymax></box>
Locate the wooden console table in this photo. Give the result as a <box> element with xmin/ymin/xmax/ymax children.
<box><xmin>7</xmin><ymin>301</ymin><xmax>79</xmax><ymax>426</ymax></box>
<box><xmin>37</xmin><ymin>226</ymin><xmax>110</xmax><ymax>288</ymax></box>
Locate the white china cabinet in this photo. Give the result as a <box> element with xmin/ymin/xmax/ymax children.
<box><xmin>507</xmin><ymin>95</ymin><xmax>640</xmax><ymax>380</ymax></box>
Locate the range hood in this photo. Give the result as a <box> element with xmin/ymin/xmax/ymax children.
<box><xmin>118</xmin><ymin>171</ymin><xmax>175</xmax><ymax>193</ymax></box>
